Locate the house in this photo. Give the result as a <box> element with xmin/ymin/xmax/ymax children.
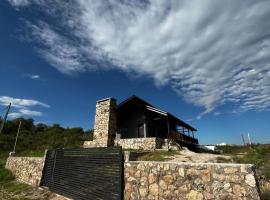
<box><xmin>84</xmin><ymin>95</ymin><xmax>198</xmax><ymax>150</ymax></box>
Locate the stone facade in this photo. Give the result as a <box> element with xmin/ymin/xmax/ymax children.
<box><xmin>5</xmin><ymin>157</ymin><xmax>45</xmax><ymax>186</ymax></box>
<box><xmin>124</xmin><ymin>161</ymin><xmax>260</xmax><ymax>200</ymax></box>
<box><xmin>83</xmin><ymin>96</ymin><xmax>184</xmax><ymax>150</ymax></box>
<box><xmin>114</xmin><ymin>138</ymin><xmax>167</xmax><ymax>150</ymax></box>
<box><xmin>83</xmin><ymin>97</ymin><xmax>168</xmax><ymax>150</ymax></box>
<box><xmin>84</xmin><ymin>98</ymin><xmax>117</xmax><ymax>147</ymax></box>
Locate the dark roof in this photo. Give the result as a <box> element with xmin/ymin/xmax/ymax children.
<box><xmin>116</xmin><ymin>95</ymin><xmax>153</xmax><ymax>108</ymax></box>
<box><xmin>117</xmin><ymin>95</ymin><xmax>197</xmax><ymax>131</ymax></box>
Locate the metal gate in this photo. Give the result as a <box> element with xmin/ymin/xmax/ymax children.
<box><xmin>41</xmin><ymin>147</ymin><xmax>123</xmax><ymax>200</ymax></box>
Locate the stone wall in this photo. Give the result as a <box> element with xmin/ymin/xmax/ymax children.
<box><xmin>124</xmin><ymin>161</ymin><xmax>260</xmax><ymax>200</ymax></box>
<box><xmin>5</xmin><ymin>157</ymin><xmax>45</xmax><ymax>186</ymax></box>
<box><xmin>114</xmin><ymin>138</ymin><xmax>166</xmax><ymax>150</ymax></box>
<box><xmin>5</xmin><ymin>156</ymin><xmax>261</xmax><ymax>199</ymax></box>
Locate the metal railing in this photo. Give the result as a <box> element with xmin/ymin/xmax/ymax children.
<box><xmin>168</xmin><ymin>130</ymin><xmax>198</xmax><ymax>144</ymax></box>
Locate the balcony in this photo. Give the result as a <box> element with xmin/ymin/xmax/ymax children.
<box><xmin>168</xmin><ymin>130</ymin><xmax>198</xmax><ymax>144</ymax></box>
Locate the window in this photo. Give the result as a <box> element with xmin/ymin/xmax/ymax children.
<box><xmin>138</xmin><ymin>123</ymin><xmax>145</xmax><ymax>138</ymax></box>
<box><xmin>117</xmin><ymin>128</ymin><xmax>127</xmax><ymax>138</ymax></box>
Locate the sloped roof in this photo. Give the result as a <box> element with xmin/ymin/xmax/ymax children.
<box><xmin>116</xmin><ymin>95</ymin><xmax>197</xmax><ymax>131</ymax></box>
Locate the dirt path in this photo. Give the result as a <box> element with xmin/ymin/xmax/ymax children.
<box><xmin>168</xmin><ymin>147</ymin><xmax>231</xmax><ymax>163</ymax></box>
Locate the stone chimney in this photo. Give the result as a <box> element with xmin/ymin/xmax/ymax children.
<box><xmin>93</xmin><ymin>97</ymin><xmax>117</xmax><ymax>147</ymax></box>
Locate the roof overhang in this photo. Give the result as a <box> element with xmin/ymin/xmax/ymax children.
<box><xmin>116</xmin><ymin>95</ymin><xmax>197</xmax><ymax>131</ymax></box>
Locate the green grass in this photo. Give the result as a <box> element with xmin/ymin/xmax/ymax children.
<box><xmin>216</xmin><ymin>156</ymin><xmax>233</xmax><ymax>163</ymax></box>
<box><xmin>15</xmin><ymin>150</ymin><xmax>45</xmax><ymax>157</ymax></box>
<box><xmin>217</xmin><ymin>144</ymin><xmax>270</xmax><ymax>178</ymax></box>
<box><xmin>217</xmin><ymin>145</ymin><xmax>250</xmax><ymax>155</ymax></box>
<box><xmin>0</xmin><ymin>152</ymin><xmax>14</xmax><ymax>182</ymax></box>
<box><xmin>0</xmin><ymin>152</ymin><xmax>38</xmax><ymax>200</ymax></box>
<box><xmin>137</xmin><ymin>150</ymin><xmax>180</xmax><ymax>161</ymax></box>
<box><xmin>261</xmin><ymin>191</ymin><xmax>270</xmax><ymax>200</ymax></box>
<box><xmin>2</xmin><ymin>181</ymin><xmax>31</xmax><ymax>193</ymax></box>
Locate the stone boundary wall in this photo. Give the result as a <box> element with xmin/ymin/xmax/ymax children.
<box><xmin>5</xmin><ymin>156</ymin><xmax>261</xmax><ymax>199</ymax></box>
<box><xmin>124</xmin><ymin>161</ymin><xmax>260</xmax><ymax>200</ymax></box>
<box><xmin>114</xmin><ymin>138</ymin><xmax>166</xmax><ymax>150</ymax></box>
<box><xmin>5</xmin><ymin>157</ymin><xmax>45</xmax><ymax>186</ymax></box>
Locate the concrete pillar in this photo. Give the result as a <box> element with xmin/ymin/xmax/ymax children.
<box><xmin>93</xmin><ymin>97</ymin><xmax>117</xmax><ymax>147</ymax></box>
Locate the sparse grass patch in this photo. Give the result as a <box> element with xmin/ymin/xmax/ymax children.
<box><xmin>216</xmin><ymin>156</ymin><xmax>233</xmax><ymax>163</ymax></box>
<box><xmin>2</xmin><ymin>181</ymin><xmax>31</xmax><ymax>193</ymax></box>
<box><xmin>15</xmin><ymin>150</ymin><xmax>45</xmax><ymax>157</ymax></box>
<box><xmin>217</xmin><ymin>144</ymin><xmax>270</xmax><ymax>177</ymax></box>
<box><xmin>0</xmin><ymin>152</ymin><xmax>14</xmax><ymax>183</ymax></box>
<box><xmin>0</xmin><ymin>152</ymin><xmax>32</xmax><ymax>199</ymax></box>
<box><xmin>261</xmin><ymin>188</ymin><xmax>270</xmax><ymax>200</ymax></box>
<box><xmin>137</xmin><ymin>150</ymin><xmax>180</xmax><ymax>161</ymax></box>
<box><xmin>217</xmin><ymin>144</ymin><xmax>270</xmax><ymax>199</ymax></box>
<box><xmin>217</xmin><ymin>145</ymin><xmax>249</xmax><ymax>155</ymax></box>
<box><xmin>0</xmin><ymin>152</ymin><xmax>53</xmax><ymax>200</ymax></box>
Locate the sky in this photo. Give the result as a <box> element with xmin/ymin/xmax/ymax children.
<box><xmin>0</xmin><ymin>0</ymin><xmax>270</xmax><ymax>145</ymax></box>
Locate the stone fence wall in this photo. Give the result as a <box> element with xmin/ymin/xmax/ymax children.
<box><xmin>5</xmin><ymin>156</ymin><xmax>261</xmax><ymax>199</ymax></box>
<box><xmin>114</xmin><ymin>138</ymin><xmax>167</xmax><ymax>150</ymax></box>
<box><xmin>5</xmin><ymin>157</ymin><xmax>45</xmax><ymax>186</ymax></box>
<box><xmin>124</xmin><ymin>161</ymin><xmax>260</xmax><ymax>200</ymax></box>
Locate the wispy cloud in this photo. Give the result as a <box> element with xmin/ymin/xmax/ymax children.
<box><xmin>0</xmin><ymin>96</ymin><xmax>49</xmax><ymax>108</ymax></box>
<box><xmin>9</xmin><ymin>0</ymin><xmax>270</xmax><ymax>118</ymax></box>
<box><xmin>30</xmin><ymin>74</ymin><xmax>40</xmax><ymax>80</ymax></box>
<box><xmin>7</xmin><ymin>0</ymin><xmax>31</xmax><ymax>7</ymax></box>
<box><xmin>9</xmin><ymin>109</ymin><xmax>43</xmax><ymax>119</ymax></box>
<box><xmin>0</xmin><ymin>96</ymin><xmax>49</xmax><ymax>119</ymax></box>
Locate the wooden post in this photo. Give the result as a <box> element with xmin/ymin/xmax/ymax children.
<box><xmin>247</xmin><ymin>133</ymin><xmax>252</xmax><ymax>147</ymax></box>
<box><xmin>143</xmin><ymin>123</ymin><xmax>146</xmax><ymax>138</ymax></box>
<box><xmin>12</xmin><ymin>121</ymin><xmax>21</xmax><ymax>154</ymax></box>
<box><xmin>0</xmin><ymin>103</ymin><xmax>11</xmax><ymax>134</ymax></box>
<box><xmin>241</xmin><ymin>134</ymin><xmax>246</xmax><ymax>146</ymax></box>
<box><xmin>167</xmin><ymin>121</ymin><xmax>170</xmax><ymax>136</ymax></box>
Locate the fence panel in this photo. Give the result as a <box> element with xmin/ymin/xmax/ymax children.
<box><xmin>41</xmin><ymin>147</ymin><xmax>123</xmax><ymax>200</ymax></box>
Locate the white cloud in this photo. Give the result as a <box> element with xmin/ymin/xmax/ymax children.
<box><xmin>31</xmin><ymin>74</ymin><xmax>40</xmax><ymax>79</ymax></box>
<box><xmin>8</xmin><ymin>0</ymin><xmax>31</xmax><ymax>7</ymax></box>
<box><xmin>0</xmin><ymin>96</ymin><xmax>49</xmax><ymax>119</ymax></box>
<box><xmin>9</xmin><ymin>109</ymin><xmax>43</xmax><ymax>119</ymax></box>
<box><xmin>0</xmin><ymin>96</ymin><xmax>49</xmax><ymax>108</ymax></box>
<box><xmin>12</xmin><ymin>0</ymin><xmax>270</xmax><ymax>117</ymax></box>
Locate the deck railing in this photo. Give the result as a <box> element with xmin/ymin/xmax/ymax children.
<box><xmin>168</xmin><ymin>130</ymin><xmax>198</xmax><ymax>144</ymax></box>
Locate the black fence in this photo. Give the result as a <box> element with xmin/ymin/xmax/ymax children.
<box><xmin>41</xmin><ymin>147</ymin><xmax>123</xmax><ymax>200</ymax></box>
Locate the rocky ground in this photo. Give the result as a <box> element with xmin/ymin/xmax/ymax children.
<box><xmin>168</xmin><ymin>147</ymin><xmax>232</xmax><ymax>163</ymax></box>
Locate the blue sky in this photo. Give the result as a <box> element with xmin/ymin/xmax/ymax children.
<box><xmin>1</xmin><ymin>0</ymin><xmax>270</xmax><ymax>144</ymax></box>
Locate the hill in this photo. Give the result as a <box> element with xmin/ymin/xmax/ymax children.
<box><xmin>0</xmin><ymin>118</ymin><xmax>93</xmax><ymax>156</ymax></box>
